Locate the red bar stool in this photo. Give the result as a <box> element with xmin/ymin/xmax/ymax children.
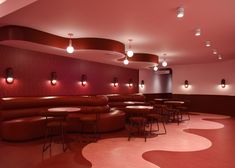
<box><xmin>79</xmin><ymin>112</ymin><xmax>100</xmax><ymax>143</ymax></box>
<box><xmin>42</xmin><ymin>111</ymin><xmax>69</xmax><ymax>154</ymax></box>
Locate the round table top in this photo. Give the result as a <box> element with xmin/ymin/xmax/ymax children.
<box><xmin>164</xmin><ymin>101</ymin><xmax>184</xmax><ymax>104</ymax></box>
<box><xmin>48</xmin><ymin>107</ymin><xmax>81</xmax><ymax>112</ymax></box>
<box><xmin>154</xmin><ymin>98</ymin><xmax>168</xmax><ymax>101</ymax></box>
<box><xmin>126</xmin><ymin>105</ymin><xmax>153</xmax><ymax>110</ymax></box>
<box><xmin>123</xmin><ymin>101</ymin><xmax>146</xmax><ymax>105</ymax></box>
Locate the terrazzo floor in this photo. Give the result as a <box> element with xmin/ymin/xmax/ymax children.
<box><xmin>0</xmin><ymin>113</ymin><xmax>234</xmax><ymax>168</ymax></box>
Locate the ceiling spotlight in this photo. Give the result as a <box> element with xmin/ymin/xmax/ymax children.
<box><xmin>126</xmin><ymin>39</ymin><xmax>134</xmax><ymax>57</ymax></box>
<box><xmin>123</xmin><ymin>57</ymin><xmax>129</xmax><ymax>65</ymax></box>
<box><xmin>218</xmin><ymin>55</ymin><xmax>222</xmax><ymax>60</ymax></box>
<box><xmin>205</xmin><ymin>41</ymin><xmax>211</xmax><ymax>47</ymax></box>
<box><xmin>177</xmin><ymin>7</ymin><xmax>184</xmax><ymax>18</ymax></box>
<box><xmin>162</xmin><ymin>60</ymin><xmax>168</xmax><ymax>67</ymax></box>
<box><xmin>153</xmin><ymin>65</ymin><xmax>158</xmax><ymax>71</ymax></box>
<box><xmin>0</xmin><ymin>0</ymin><xmax>7</xmax><ymax>5</ymax></box>
<box><xmin>66</xmin><ymin>33</ymin><xmax>74</xmax><ymax>54</ymax></box>
<box><xmin>213</xmin><ymin>49</ymin><xmax>217</xmax><ymax>55</ymax></box>
<box><xmin>195</xmin><ymin>28</ymin><xmax>201</xmax><ymax>36</ymax></box>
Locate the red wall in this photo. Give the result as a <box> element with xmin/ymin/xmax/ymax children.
<box><xmin>0</xmin><ymin>45</ymin><xmax>139</xmax><ymax>97</ymax></box>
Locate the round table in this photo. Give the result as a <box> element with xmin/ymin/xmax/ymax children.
<box><xmin>154</xmin><ymin>98</ymin><xmax>169</xmax><ymax>104</ymax></box>
<box><xmin>48</xmin><ymin>107</ymin><xmax>81</xmax><ymax>121</ymax></box>
<box><xmin>154</xmin><ymin>98</ymin><xmax>168</xmax><ymax>101</ymax></box>
<box><xmin>125</xmin><ymin>106</ymin><xmax>154</xmax><ymax>141</ymax></box>
<box><xmin>124</xmin><ymin>101</ymin><xmax>146</xmax><ymax>105</ymax></box>
<box><xmin>126</xmin><ymin>105</ymin><xmax>153</xmax><ymax>110</ymax></box>
<box><xmin>164</xmin><ymin>101</ymin><xmax>184</xmax><ymax>124</ymax></box>
<box><xmin>48</xmin><ymin>107</ymin><xmax>81</xmax><ymax>113</ymax></box>
<box><xmin>164</xmin><ymin>100</ymin><xmax>184</xmax><ymax>105</ymax></box>
<box><xmin>125</xmin><ymin>106</ymin><xmax>154</xmax><ymax>117</ymax></box>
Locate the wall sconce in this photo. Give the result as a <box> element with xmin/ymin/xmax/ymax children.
<box><xmin>177</xmin><ymin>7</ymin><xmax>184</xmax><ymax>18</ymax></box>
<box><xmin>81</xmin><ymin>74</ymin><xmax>87</xmax><ymax>86</ymax></box>
<box><xmin>112</xmin><ymin>77</ymin><xmax>118</xmax><ymax>87</ymax></box>
<box><xmin>139</xmin><ymin>80</ymin><xmax>145</xmax><ymax>88</ymax></box>
<box><xmin>51</xmin><ymin>72</ymin><xmax>57</xmax><ymax>85</ymax></box>
<box><xmin>5</xmin><ymin>68</ymin><xmax>14</xmax><ymax>84</ymax></box>
<box><xmin>184</xmin><ymin>80</ymin><xmax>189</xmax><ymax>88</ymax></box>
<box><xmin>128</xmin><ymin>79</ymin><xmax>133</xmax><ymax>87</ymax></box>
<box><xmin>221</xmin><ymin>79</ymin><xmax>226</xmax><ymax>88</ymax></box>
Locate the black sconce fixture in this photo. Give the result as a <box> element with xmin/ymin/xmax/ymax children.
<box><xmin>128</xmin><ymin>79</ymin><xmax>133</xmax><ymax>87</ymax></box>
<box><xmin>112</xmin><ymin>77</ymin><xmax>118</xmax><ymax>87</ymax></box>
<box><xmin>81</xmin><ymin>74</ymin><xmax>87</xmax><ymax>86</ymax></box>
<box><xmin>221</xmin><ymin>79</ymin><xmax>226</xmax><ymax>88</ymax></box>
<box><xmin>5</xmin><ymin>68</ymin><xmax>14</xmax><ymax>84</ymax></box>
<box><xmin>51</xmin><ymin>72</ymin><xmax>57</xmax><ymax>85</ymax></box>
<box><xmin>140</xmin><ymin>80</ymin><xmax>145</xmax><ymax>88</ymax></box>
<box><xmin>184</xmin><ymin>80</ymin><xmax>189</xmax><ymax>88</ymax></box>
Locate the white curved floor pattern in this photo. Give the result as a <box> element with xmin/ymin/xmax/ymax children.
<box><xmin>82</xmin><ymin>113</ymin><xmax>230</xmax><ymax>168</ymax></box>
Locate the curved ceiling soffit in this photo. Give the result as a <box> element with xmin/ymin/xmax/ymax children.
<box><xmin>118</xmin><ymin>53</ymin><xmax>159</xmax><ymax>64</ymax></box>
<box><xmin>0</xmin><ymin>25</ymin><xmax>159</xmax><ymax>67</ymax></box>
<box><xmin>0</xmin><ymin>25</ymin><xmax>125</xmax><ymax>54</ymax></box>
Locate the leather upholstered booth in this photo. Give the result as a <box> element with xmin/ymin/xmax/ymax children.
<box><xmin>0</xmin><ymin>95</ymin><xmax>125</xmax><ymax>141</ymax></box>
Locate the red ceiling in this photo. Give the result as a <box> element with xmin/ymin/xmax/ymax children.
<box><xmin>0</xmin><ymin>0</ymin><xmax>235</xmax><ymax>69</ymax></box>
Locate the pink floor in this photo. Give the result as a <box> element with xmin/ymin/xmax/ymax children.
<box><xmin>0</xmin><ymin>113</ymin><xmax>234</xmax><ymax>168</ymax></box>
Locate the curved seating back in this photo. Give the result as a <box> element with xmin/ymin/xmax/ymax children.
<box><xmin>0</xmin><ymin>95</ymin><xmax>127</xmax><ymax>141</ymax></box>
<box><xmin>0</xmin><ymin>95</ymin><xmax>108</xmax><ymax>121</ymax></box>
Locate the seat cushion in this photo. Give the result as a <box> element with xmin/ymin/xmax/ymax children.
<box><xmin>1</xmin><ymin>116</ymin><xmax>46</xmax><ymax>141</ymax></box>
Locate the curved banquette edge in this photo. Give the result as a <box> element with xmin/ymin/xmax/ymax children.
<box><xmin>0</xmin><ymin>95</ymin><xmax>125</xmax><ymax>141</ymax></box>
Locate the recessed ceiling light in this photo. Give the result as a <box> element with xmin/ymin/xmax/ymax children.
<box><xmin>218</xmin><ymin>55</ymin><xmax>222</xmax><ymax>60</ymax></box>
<box><xmin>195</xmin><ymin>28</ymin><xmax>201</xmax><ymax>36</ymax></box>
<box><xmin>205</xmin><ymin>41</ymin><xmax>211</xmax><ymax>47</ymax></box>
<box><xmin>0</xmin><ymin>0</ymin><xmax>7</xmax><ymax>5</ymax></box>
<box><xmin>177</xmin><ymin>7</ymin><xmax>184</xmax><ymax>18</ymax></box>
<box><xmin>213</xmin><ymin>49</ymin><xmax>217</xmax><ymax>55</ymax></box>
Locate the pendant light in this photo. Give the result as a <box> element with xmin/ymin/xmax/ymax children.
<box><xmin>126</xmin><ymin>39</ymin><xmax>134</xmax><ymax>57</ymax></box>
<box><xmin>162</xmin><ymin>60</ymin><xmax>168</xmax><ymax>67</ymax></box>
<box><xmin>153</xmin><ymin>65</ymin><xmax>158</xmax><ymax>71</ymax></box>
<box><xmin>123</xmin><ymin>56</ymin><xmax>129</xmax><ymax>65</ymax></box>
<box><xmin>66</xmin><ymin>33</ymin><xmax>74</xmax><ymax>54</ymax></box>
<box><xmin>162</xmin><ymin>53</ymin><xmax>168</xmax><ymax>67</ymax></box>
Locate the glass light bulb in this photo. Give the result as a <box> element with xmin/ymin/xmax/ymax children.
<box><xmin>82</xmin><ymin>81</ymin><xmax>87</xmax><ymax>86</ymax></box>
<box><xmin>162</xmin><ymin>60</ymin><xmax>167</xmax><ymax>67</ymax></box>
<box><xmin>51</xmin><ymin>79</ymin><xmax>57</xmax><ymax>85</ymax></box>
<box><xmin>6</xmin><ymin>77</ymin><xmax>14</xmax><ymax>83</ymax></box>
<box><xmin>66</xmin><ymin>45</ymin><xmax>74</xmax><ymax>53</ymax></box>
<box><xmin>153</xmin><ymin>66</ymin><xmax>158</xmax><ymax>71</ymax></box>
<box><xmin>127</xmin><ymin>50</ymin><xmax>134</xmax><ymax>57</ymax></box>
<box><xmin>123</xmin><ymin>58</ymin><xmax>129</xmax><ymax>65</ymax></box>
